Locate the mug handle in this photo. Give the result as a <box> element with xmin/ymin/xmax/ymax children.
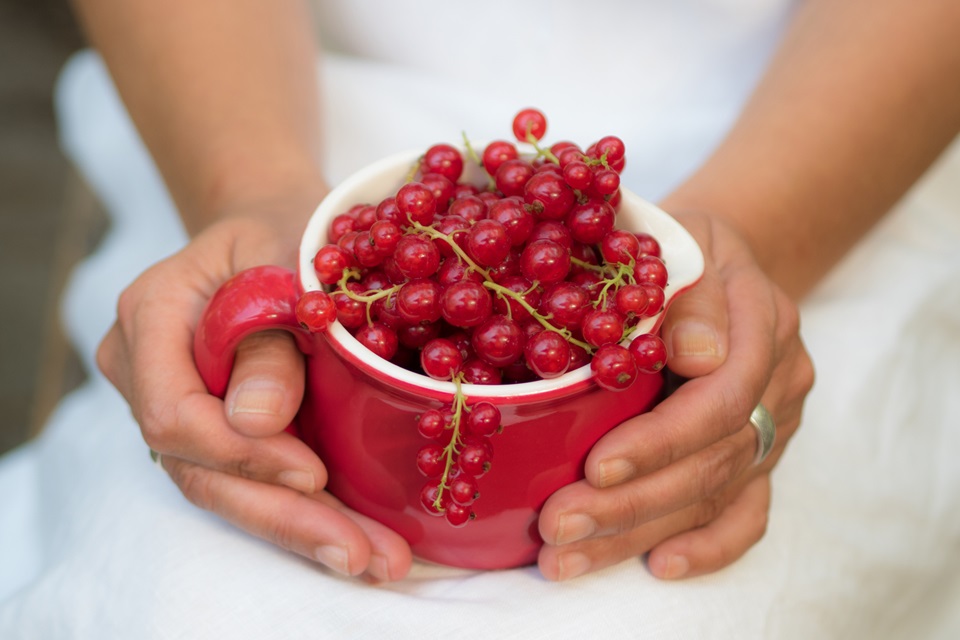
<box><xmin>193</xmin><ymin>265</ymin><xmax>315</xmax><ymax>398</ymax></box>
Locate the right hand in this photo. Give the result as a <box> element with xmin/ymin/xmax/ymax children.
<box><xmin>97</xmin><ymin>212</ymin><xmax>414</xmax><ymax>582</ymax></box>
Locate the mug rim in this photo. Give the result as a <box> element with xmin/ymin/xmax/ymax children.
<box><xmin>298</xmin><ymin>146</ymin><xmax>704</xmax><ymax>401</ymax></box>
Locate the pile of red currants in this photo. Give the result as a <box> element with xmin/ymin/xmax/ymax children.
<box><xmin>296</xmin><ymin>108</ymin><xmax>669</xmax><ymax>525</ymax></box>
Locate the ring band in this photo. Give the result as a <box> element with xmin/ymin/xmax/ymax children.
<box><xmin>749</xmin><ymin>404</ymin><xmax>776</xmax><ymax>466</ymax></box>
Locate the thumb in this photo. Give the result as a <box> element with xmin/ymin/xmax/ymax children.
<box><xmin>224</xmin><ymin>329</ymin><xmax>305</xmax><ymax>437</ymax></box>
<box><xmin>660</xmin><ymin>217</ymin><xmax>729</xmax><ymax>379</ymax></box>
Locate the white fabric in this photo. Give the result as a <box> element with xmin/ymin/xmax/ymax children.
<box><xmin>3</xmin><ymin>1</ymin><xmax>960</xmax><ymax>637</ymax></box>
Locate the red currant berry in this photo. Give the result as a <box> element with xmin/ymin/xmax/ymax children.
<box><xmin>420</xmin><ymin>172</ymin><xmax>456</xmax><ymax>214</ymax></box>
<box><xmin>582</xmin><ymin>308</ymin><xmax>626</xmax><ymax>348</ymax></box>
<box><xmin>437</xmin><ymin>256</ymin><xmax>485</xmax><ymax>286</ymax></box>
<box><xmin>633</xmin><ymin>255</ymin><xmax>668</xmax><ymax>288</ymax></box>
<box><xmin>396</xmin><ymin>321</ymin><xmax>441</xmax><ymax>349</ymax></box>
<box><xmin>495</xmin><ymin>159</ymin><xmax>535</xmax><ymax>197</ymax></box>
<box><xmin>458</xmin><ymin>439</ymin><xmax>493</xmax><ymax>477</ymax></box>
<box><xmin>600</xmin><ymin>229</ymin><xmax>641</xmax><ymax>266</ymax></box>
<box><xmin>562</xmin><ymin>160</ymin><xmax>594</xmax><ymax>191</ymax></box>
<box><xmin>642</xmin><ymin>283</ymin><xmax>665</xmax><ymax>316</ymax></box>
<box><xmin>538</xmin><ymin>282</ymin><xmax>590</xmax><ymax>331</ymax></box>
<box><xmin>487</xmin><ymin>197</ymin><xmax>535</xmax><ymax>247</ymax></box>
<box><xmin>328</xmin><ymin>213</ymin><xmax>358</xmax><ymax>243</ymax></box>
<box><xmin>628</xmin><ymin>333</ymin><xmax>668</xmax><ymax>373</ymax></box>
<box><xmin>594</xmin><ymin>135</ymin><xmax>626</xmax><ymax>166</ymax></box>
<box><xmin>465</xmin><ymin>219</ymin><xmax>511</xmax><ymax>268</ymax></box>
<box><xmin>333</xmin><ymin>286</ymin><xmax>366</xmax><ymax>329</ymax></box>
<box><xmin>471</xmin><ymin>315</ymin><xmax>526</xmax><ymax>368</ymax></box>
<box><xmin>375</xmin><ymin>196</ymin><xmax>403</xmax><ymax>225</ymax></box>
<box><xmin>440</xmin><ymin>280</ymin><xmax>493</xmax><ymax>328</ymax></box>
<box><xmin>614</xmin><ymin>283</ymin><xmax>651</xmax><ymax>317</ymax></box>
<box><xmin>369</xmin><ymin>219</ymin><xmax>402</xmax><ymax>255</ymax></box>
<box><xmin>421</xmin><ymin>143</ymin><xmax>464</xmax><ymax>182</ymax></box>
<box><xmin>417</xmin><ymin>409</ymin><xmax>448</xmax><ymax>439</ymax></box>
<box><xmin>465</xmin><ymin>402</ymin><xmax>501</xmax><ymax>437</ymax></box>
<box><xmin>355</xmin><ymin>322</ymin><xmax>399</xmax><ymax>361</ymax></box>
<box><xmin>523</xmin><ymin>171</ymin><xmax>576</xmax><ymax>220</ymax></box>
<box><xmin>590</xmin><ymin>343</ymin><xmax>638</xmax><ymax>391</ymax></box>
<box><xmin>520</xmin><ymin>239</ymin><xmax>571</xmax><ymax>285</ymax></box>
<box><xmin>592</xmin><ymin>169</ymin><xmax>620</xmax><ymax>197</ymax></box>
<box><xmin>420</xmin><ymin>338</ymin><xmax>464</xmax><ymax>380</ymax></box>
<box><xmin>447</xmin><ymin>195</ymin><xmax>487</xmax><ymax>224</ymax></box>
<box><xmin>634</xmin><ymin>232</ymin><xmax>662</xmax><ymax>258</ymax></box>
<box><xmin>524</xmin><ymin>330</ymin><xmax>571</xmax><ymax>379</ymax></box>
<box><xmin>295</xmin><ymin>290</ymin><xmax>337</xmax><ymax>332</ymax></box>
<box><xmin>313</xmin><ymin>244</ymin><xmax>352</xmax><ymax>285</ymax></box>
<box><xmin>394</xmin><ymin>234</ymin><xmax>441</xmax><ymax>279</ymax></box>
<box><xmin>420</xmin><ymin>479</ymin><xmax>444</xmax><ymax>515</ymax></box>
<box><xmin>529</xmin><ymin>220</ymin><xmax>573</xmax><ymax>249</ymax></box>
<box><xmin>448</xmin><ymin>473</ymin><xmax>480</xmax><ymax>506</ymax></box>
<box><xmin>416</xmin><ymin>443</ymin><xmax>446</xmax><ymax>477</ymax></box>
<box><xmin>461</xmin><ymin>357</ymin><xmax>502</xmax><ymax>385</ymax></box>
<box><xmin>395</xmin><ymin>182</ymin><xmax>437</xmax><ymax>225</ymax></box>
<box><xmin>443</xmin><ymin>500</ymin><xmax>473</xmax><ymax>527</ymax></box>
<box><xmin>482</xmin><ymin>140</ymin><xmax>519</xmax><ymax>175</ymax></box>
<box><xmin>352</xmin><ymin>230</ymin><xmax>383</xmax><ymax>268</ymax></box>
<box><xmin>396</xmin><ymin>278</ymin><xmax>443</xmax><ymax>324</ymax></box>
<box><xmin>512</xmin><ymin>108</ymin><xmax>547</xmax><ymax>142</ymax></box>
<box><xmin>566</xmin><ymin>199</ymin><xmax>616</xmax><ymax>245</ymax></box>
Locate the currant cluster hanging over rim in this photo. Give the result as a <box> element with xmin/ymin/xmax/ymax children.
<box><xmin>296</xmin><ymin>108</ymin><xmax>670</xmax><ymax>525</ymax></box>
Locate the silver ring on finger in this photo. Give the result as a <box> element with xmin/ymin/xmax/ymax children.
<box><xmin>749</xmin><ymin>404</ymin><xmax>776</xmax><ymax>466</ymax></box>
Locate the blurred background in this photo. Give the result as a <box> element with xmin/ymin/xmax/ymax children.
<box><xmin>0</xmin><ymin>0</ymin><xmax>105</xmax><ymax>456</ymax></box>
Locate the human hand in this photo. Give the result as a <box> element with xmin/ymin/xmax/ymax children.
<box><xmin>97</xmin><ymin>211</ymin><xmax>414</xmax><ymax>582</ymax></box>
<box><xmin>537</xmin><ymin>211</ymin><xmax>814</xmax><ymax>581</ymax></box>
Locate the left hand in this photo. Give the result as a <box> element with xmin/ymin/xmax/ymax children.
<box><xmin>537</xmin><ymin>211</ymin><xmax>814</xmax><ymax>581</ymax></box>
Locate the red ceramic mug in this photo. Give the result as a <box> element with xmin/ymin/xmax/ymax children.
<box><xmin>194</xmin><ymin>148</ymin><xmax>704</xmax><ymax>569</ymax></box>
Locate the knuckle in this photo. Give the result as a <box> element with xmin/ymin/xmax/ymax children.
<box><xmin>695</xmin><ymin>438</ymin><xmax>742</xmax><ymax>499</ymax></box>
<box><xmin>229</xmin><ymin>450</ymin><xmax>260</xmax><ymax>481</ymax></box>
<box><xmin>138</xmin><ymin>400</ymin><xmax>176</xmax><ymax>451</ymax></box>
<box><xmin>263</xmin><ymin>513</ymin><xmax>299</xmax><ymax>553</ymax></box>
<box><xmin>171</xmin><ymin>463</ymin><xmax>215</xmax><ymax>512</ymax></box>
<box><xmin>694</xmin><ymin>493</ymin><xmax>727</xmax><ymax>528</ymax></box>
<box><xmin>612</xmin><ymin>491</ymin><xmax>646</xmax><ymax>534</ymax></box>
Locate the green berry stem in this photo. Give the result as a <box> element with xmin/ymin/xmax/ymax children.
<box><xmin>483</xmin><ymin>280</ymin><xmax>594</xmax><ymax>353</ymax></box>
<box><xmin>433</xmin><ymin>374</ymin><xmax>469</xmax><ymax>511</ymax></box>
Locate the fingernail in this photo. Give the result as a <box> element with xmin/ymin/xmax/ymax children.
<box><xmin>277</xmin><ymin>469</ymin><xmax>316</xmax><ymax>494</ymax></box>
<box><xmin>315</xmin><ymin>544</ymin><xmax>350</xmax><ymax>574</ymax></box>
<box><xmin>669</xmin><ymin>320</ymin><xmax>720</xmax><ymax>358</ymax></box>
<box><xmin>556</xmin><ymin>513</ymin><xmax>596</xmax><ymax>545</ymax></box>
<box><xmin>230</xmin><ymin>379</ymin><xmax>285</xmax><ymax>416</ymax></box>
<box><xmin>597</xmin><ymin>458</ymin><xmax>635</xmax><ymax>487</ymax></box>
<box><xmin>557</xmin><ymin>552</ymin><xmax>591</xmax><ymax>581</ymax></box>
<box><xmin>661</xmin><ymin>554</ymin><xmax>689</xmax><ymax>579</ymax></box>
<box><xmin>369</xmin><ymin>554</ymin><xmax>391</xmax><ymax>582</ymax></box>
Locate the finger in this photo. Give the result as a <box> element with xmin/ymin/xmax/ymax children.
<box><xmin>539</xmin><ymin>421</ymin><xmax>756</xmax><ymax>545</ymax></box>
<box><xmin>647</xmin><ymin>474</ymin><xmax>770</xmax><ymax>579</ymax></box>
<box><xmin>224</xmin><ymin>330</ymin><xmax>305</xmax><ymax>437</ymax></box>
<box><xmin>583</xmin><ymin>259</ymin><xmax>778</xmax><ymax>488</ymax></box>
<box><xmin>161</xmin><ymin>455</ymin><xmax>393</xmax><ymax>577</ymax></box>
<box><xmin>537</xmin><ymin>485</ymin><xmax>707</xmax><ymax>581</ymax></box>
<box><xmin>308</xmin><ymin>492</ymin><xmax>414</xmax><ymax>582</ymax></box>
<box><xmin>96</xmin><ymin>323</ymin><xmax>132</xmax><ymax>398</ymax></box>
<box><xmin>148</xmin><ymin>389</ymin><xmax>326</xmax><ymax>494</ymax></box>
<box><xmin>112</xmin><ymin>260</ymin><xmax>324</xmax><ymax>493</ymax></box>
<box><xmin>660</xmin><ymin>217</ymin><xmax>729</xmax><ymax>379</ymax></box>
